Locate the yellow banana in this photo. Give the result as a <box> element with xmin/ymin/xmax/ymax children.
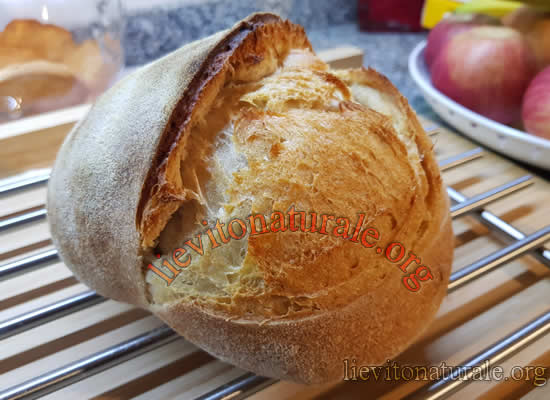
<box><xmin>421</xmin><ymin>0</ymin><xmax>463</xmax><ymax>29</ymax></box>
<box><xmin>455</xmin><ymin>0</ymin><xmax>524</xmax><ymax>17</ymax></box>
<box><xmin>422</xmin><ymin>0</ymin><xmax>550</xmax><ymax>29</ymax></box>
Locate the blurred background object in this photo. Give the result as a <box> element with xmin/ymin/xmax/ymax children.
<box><xmin>358</xmin><ymin>0</ymin><xmax>426</xmax><ymax>31</ymax></box>
<box><xmin>0</xmin><ymin>0</ymin><xmax>124</xmax><ymax>123</ymax></box>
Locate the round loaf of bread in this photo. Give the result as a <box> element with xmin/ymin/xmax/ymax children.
<box><xmin>47</xmin><ymin>13</ymin><xmax>453</xmax><ymax>383</ymax></box>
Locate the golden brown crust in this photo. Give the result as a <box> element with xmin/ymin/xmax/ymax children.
<box><xmin>48</xmin><ymin>13</ymin><xmax>453</xmax><ymax>384</ymax></box>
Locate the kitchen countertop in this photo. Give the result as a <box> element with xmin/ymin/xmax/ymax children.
<box><xmin>305</xmin><ymin>23</ymin><xmax>429</xmax><ymax>112</ymax></box>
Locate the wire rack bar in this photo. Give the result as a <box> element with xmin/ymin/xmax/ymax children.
<box><xmin>0</xmin><ymin>291</ymin><xmax>103</xmax><ymax>341</ymax></box>
<box><xmin>424</xmin><ymin>125</ymin><xmax>440</xmax><ymax>136</ymax></box>
<box><xmin>448</xmin><ymin>225</ymin><xmax>550</xmax><ymax>292</ymax></box>
<box><xmin>439</xmin><ymin>148</ymin><xmax>483</xmax><ymax>171</ymax></box>
<box><xmin>0</xmin><ymin>249</ymin><xmax>58</xmax><ymax>281</ymax></box>
<box><xmin>447</xmin><ymin>186</ymin><xmax>550</xmax><ymax>268</ymax></box>
<box><xmin>0</xmin><ymin>209</ymin><xmax>48</xmax><ymax>232</ymax></box>
<box><xmin>449</xmin><ymin>176</ymin><xmax>533</xmax><ymax>218</ymax></box>
<box><xmin>404</xmin><ymin>310</ymin><xmax>550</xmax><ymax>400</ymax></box>
<box><xmin>195</xmin><ymin>374</ymin><xmax>276</xmax><ymax>400</ymax></box>
<box><xmin>0</xmin><ymin>325</ymin><xmax>178</xmax><ymax>400</ymax></box>
<box><xmin>0</xmin><ymin>170</ymin><xmax>51</xmax><ymax>195</ymax></box>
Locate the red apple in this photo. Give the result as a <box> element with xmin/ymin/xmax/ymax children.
<box><xmin>522</xmin><ymin>66</ymin><xmax>550</xmax><ymax>139</ymax></box>
<box><xmin>425</xmin><ymin>14</ymin><xmax>498</xmax><ymax>69</ymax></box>
<box><xmin>431</xmin><ymin>26</ymin><xmax>537</xmax><ymax>125</ymax></box>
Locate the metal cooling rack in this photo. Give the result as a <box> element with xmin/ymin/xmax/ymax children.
<box><xmin>0</xmin><ymin>125</ymin><xmax>549</xmax><ymax>400</ymax></box>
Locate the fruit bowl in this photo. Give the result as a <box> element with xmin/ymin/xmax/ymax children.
<box><xmin>409</xmin><ymin>40</ymin><xmax>550</xmax><ymax>170</ymax></box>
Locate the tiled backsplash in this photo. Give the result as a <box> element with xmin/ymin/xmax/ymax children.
<box><xmin>123</xmin><ymin>0</ymin><xmax>357</xmax><ymax>65</ymax></box>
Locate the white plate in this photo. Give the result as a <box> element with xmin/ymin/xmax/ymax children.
<box><xmin>409</xmin><ymin>40</ymin><xmax>550</xmax><ymax>170</ymax></box>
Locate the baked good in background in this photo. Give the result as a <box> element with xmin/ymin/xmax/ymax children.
<box><xmin>0</xmin><ymin>19</ymin><xmax>119</xmax><ymax>121</ymax></box>
<box><xmin>47</xmin><ymin>13</ymin><xmax>453</xmax><ymax>383</ymax></box>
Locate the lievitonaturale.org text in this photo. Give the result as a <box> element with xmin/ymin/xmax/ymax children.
<box><xmin>147</xmin><ymin>205</ymin><xmax>434</xmax><ymax>292</ymax></box>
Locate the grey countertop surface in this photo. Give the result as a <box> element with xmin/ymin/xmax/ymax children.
<box><xmin>306</xmin><ymin>23</ymin><xmax>428</xmax><ymax>110</ymax></box>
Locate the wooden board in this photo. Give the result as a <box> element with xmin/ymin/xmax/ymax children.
<box><xmin>0</xmin><ymin>46</ymin><xmax>549</xmax><ymax>400</ymax></box>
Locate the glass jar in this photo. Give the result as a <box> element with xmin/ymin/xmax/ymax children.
<box><xmin>0</xmin><ymin>0</ymin><xmax>124</xmax><ymax>122</ymax></box>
